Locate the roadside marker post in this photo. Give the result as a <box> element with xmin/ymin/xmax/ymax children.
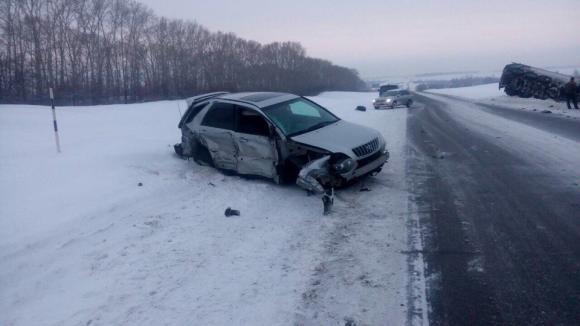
<box><xmin>49</xmin><ymin>88</ymin><xmax>61</xmax><ymax>153</ymax></box>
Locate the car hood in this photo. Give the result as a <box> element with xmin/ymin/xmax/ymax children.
<box><xmin>290</xmin><ymin>120</ymin><xmax>382</xmax><ymax>156</ymax></box>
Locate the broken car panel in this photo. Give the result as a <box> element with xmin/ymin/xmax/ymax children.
<box><xmin>175</xmin><ymin>92</ymin><xmax>389</xmax><ymax>213</ymax></box>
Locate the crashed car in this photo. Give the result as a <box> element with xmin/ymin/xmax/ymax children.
<box><xmin>373</xmin><ymin>89</ymin><xmax>413</xmax><ymax>109</ymax></box>
<box><xmin>174</xmin><ymin>92</ymin><xmax>390</xmax><ymax>213</ymax></box>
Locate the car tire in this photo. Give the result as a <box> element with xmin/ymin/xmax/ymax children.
<box><xmin>406</xmin><ymin>100</ymin><xmax>413</xmax><ymax>108</ymax></box>
<box><xmin>193</xmin><ymin>142</ymin><xmax>214</xmax><ymax>167</ymax></box>
<box><xmin>392</xmin><ymin>101</ymin><xmax>398</xmax><ymax>109</ymax></box>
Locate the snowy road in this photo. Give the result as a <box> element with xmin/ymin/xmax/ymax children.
<box><xmin>408</xmin><ymin>93</ymin><xmax>580</xmax><ymax>325</ymax></box>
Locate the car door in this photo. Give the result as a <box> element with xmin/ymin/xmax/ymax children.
<box><xmin>233</xmin><ymin>106</ymin><xmax>278</xmax><ymax>179</ymax></box>
<box><xmin>198</xmin><ymin>101</ymin><xmax>237</xmax><ymax>170</ymax></box>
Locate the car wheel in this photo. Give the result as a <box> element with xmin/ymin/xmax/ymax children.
<box><xmin>392</xmin><ymin>101</ymin><xmax>398</xmax><ymax>109</ymax></box>
<box><xmin>406</xmin><ymin>100</ymin><xmax>413</xmax><ymax>108</ymax></box>
<box><xmin>193</xmin><ymin>142</ymin><xmax>214</xmax><ymax>167</ymax></box>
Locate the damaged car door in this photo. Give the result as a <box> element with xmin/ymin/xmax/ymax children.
<box><xmin>199</xmin><ymin>102</ymin><xmax>237</xmax><ymax>170</ymax></box>
<box><xmin>233</xmin><ymin>106</ymin><xmax>278</xmax><ymax>179</ymax></box>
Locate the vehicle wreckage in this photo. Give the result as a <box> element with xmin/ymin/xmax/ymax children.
<box><xmin>174</xmin><ymin>92</ymin><xmax>389</xmax><ymax>214</ymax></box>
<box><xmin>499</xmin><ymin>63</ymin><xmax>573</xmax><ymax>101</ymax></box>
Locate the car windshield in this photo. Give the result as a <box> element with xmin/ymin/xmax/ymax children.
<box><xmin>262</xmin><ymin>98</ymin><xmax>339</xmax><ymax>137</ymax></box>
<box><xmin>383</xmin><ymin>90</ymin><xmax>401</xmax><ymax>97</ymax></box>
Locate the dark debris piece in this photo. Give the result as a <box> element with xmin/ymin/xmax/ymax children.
<box><xmin>355</xmin><ymin>105</ymin><xmax>366</xmax><ymax>111</ymax></box>
<box><xmin>541</xmin><ymin>110</ymin><xmax>552</xmax><ymax>114</ymax></box>
<box><xmin>225</xmin><ymin>207</ymin><xmax>240</xmax><ymax>217</ymax></box>
<box><xmin>344</xmin><ymin>317</ymin><xmax>357</xmax><ymax>326</ymax></box>
<box><xmin>137</xmin><ymin>182</ymin><xmax>143</xmax><ymax>187</ymax></box>
<box><xmin>360</xmin><ymin>187</ymin><xmax>371</xmax><ymax>192</ymax></box>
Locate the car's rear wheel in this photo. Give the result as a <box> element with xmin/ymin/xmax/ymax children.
<box><xmin>406</xmin><ymin>99</ymin><xmax>413</xmax><ymax>108</ymax></box>
<box><xmin>193</xmin><ymin>142</ymin><xmax>214</xmax><ymax>167</ymax></box>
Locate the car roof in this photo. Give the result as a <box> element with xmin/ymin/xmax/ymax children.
<box><xmin>217</xmin><ymin>92</ymin><xmax>299</xmax><ymax>108</ymax></box>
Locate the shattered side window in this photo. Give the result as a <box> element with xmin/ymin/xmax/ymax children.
<box><xmin>202</xmin><ymin>102</ymin><xmax>235</xmax><ymax>130</ymax></box>
<box><xmin>236</xmin><ymin>107</ymin><xmax>270</xmax><ymax>136</ymax></box>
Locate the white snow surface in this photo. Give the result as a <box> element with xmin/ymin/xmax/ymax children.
<box><xmin>426</xmin><ymin>83</ymin><xmax>580</xmax><ymax>118</ymax></box>
<box><xmin>426</xmin><ymin>83</ymin><xmax>504</xmax><ymax>99</ymax></box>
<box><xmin>0</xmin><ymin>92</ymin><xmax>426</xmax><ymax>326</ymax></box>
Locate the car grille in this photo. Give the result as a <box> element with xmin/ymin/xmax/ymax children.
<box><xmin>357</xmin><ymin>150</ymin><xmax>382</xmax><ymax>168</ymax></box>
<box><xmin>352</xmin><ymin>138</ymin><xmax>379</xmax><ymax>157</ymax></box>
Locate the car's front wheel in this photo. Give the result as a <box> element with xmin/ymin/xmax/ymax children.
<box><xmin>406</xmin><ymin>99</ymin><xmax>413</xmax><ymax>108</ymax></box>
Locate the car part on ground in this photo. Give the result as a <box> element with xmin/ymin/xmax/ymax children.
<box><xmin>499</xmin><ymin>63</ymin><xmax>572</xmax><ymax>101</ymax></box>
<box><xmin>174</xmin><ymin>92</ymin><xmax>390</xmax><ymax>214</ymax></box>
<box><xmin>224</xmin><ymin>207</ymin><xmax>240</xmax><ymax>217</ymax></box>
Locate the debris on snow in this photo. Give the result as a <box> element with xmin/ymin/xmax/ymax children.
<box><xmin>224</xmin><ymin>207</ymin><xmax>240</xmax><ymax>217</ymax></box>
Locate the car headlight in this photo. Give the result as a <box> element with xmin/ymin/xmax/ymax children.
<box><xmin>372</xmin><ymin>99</ymin><xmax>376</xmax><ymax>103</ymax></box>
<box><xmin>333</xmin><ymin>157</ymin><xmax>356</xmax><ymax>174</ymax></box>
<box><xmin>386</xmin><ymin>98</ymin><xmax>392</xmax><ymax>103</ymax></box>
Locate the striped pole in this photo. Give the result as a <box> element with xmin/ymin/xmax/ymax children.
<box><xmin>49</xmin><ymin>88</ymin><xmax>61</xmax><ymax>153</ymax></box>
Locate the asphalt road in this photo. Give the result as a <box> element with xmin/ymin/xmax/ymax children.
<box><xmin>407</xmin><ymin>94</ymin><xmax>580</xmax><ymax>326</ymax></box>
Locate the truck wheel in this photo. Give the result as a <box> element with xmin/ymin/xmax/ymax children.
<box><xmin>174</xmin><ymin>143</ymin><xmax>184</xmax><ymax>157</ymax></box>
<box><xmin>505</xmin><ymin>87</ymin><xmax>516</xmax><ymax>96</ymax></box>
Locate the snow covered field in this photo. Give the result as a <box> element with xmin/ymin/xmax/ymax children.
<box><xmin>0</xmin><ymin>92</ymin><xmax>426</xmax><ymax>325</ymax></box>
<box><xmin>426</xmin><ymin>83</ymin><xmax>504</xmax><ymax>99</ymax></box>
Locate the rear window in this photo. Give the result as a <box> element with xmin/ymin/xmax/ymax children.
<box><xmin>202</xmin><ymin>102</ymin><xmax>235</xmax><ymax>130</ymax></box>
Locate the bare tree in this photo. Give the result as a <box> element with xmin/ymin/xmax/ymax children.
<box><xmin>0</xmin><ymin>0</ymin><xmax>365</xmax><ymax>105</ymax></box>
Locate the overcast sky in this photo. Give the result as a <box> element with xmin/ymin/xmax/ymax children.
<box><xmin>137</xmin><ymin>0</ymin><xmax>580</xmax><ymax>78</ymax></box>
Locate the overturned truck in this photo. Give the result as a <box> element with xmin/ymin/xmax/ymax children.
<box><xmin>499</xmin><ymin>63</ymin><xmax>572</xmax><ymax>101</ymax></box>
<box><xmin>174</xmin><ymin>92</ymin><xmax>389</xmax><ymax>214</ymax></box>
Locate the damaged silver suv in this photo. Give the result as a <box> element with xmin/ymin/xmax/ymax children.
<box><xmin>174</xmin><ymin>92</ymin><xmax>389</xmax><ymax>213</ymax></box>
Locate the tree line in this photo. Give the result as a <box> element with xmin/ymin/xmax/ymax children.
<box><xmin>0</xmin><ymin>0</ymin><xmax>366</xmax><ymax>105</ymax></box>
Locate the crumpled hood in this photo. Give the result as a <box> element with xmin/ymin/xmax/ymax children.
<box><xmin>290</xmin><ymin>120</ymin><xmax>382</xmax><ymax>156</ymax></box>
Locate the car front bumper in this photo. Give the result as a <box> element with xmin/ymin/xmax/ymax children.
<box><xmin>374</xmin><ymin>102</ymin><xmax>395</xmax><ymax>109</ymax></box>
<box><xmin>347</xmin><ymin>150</ymin><xmax>389</xmax><ymax>180</ymax></box>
